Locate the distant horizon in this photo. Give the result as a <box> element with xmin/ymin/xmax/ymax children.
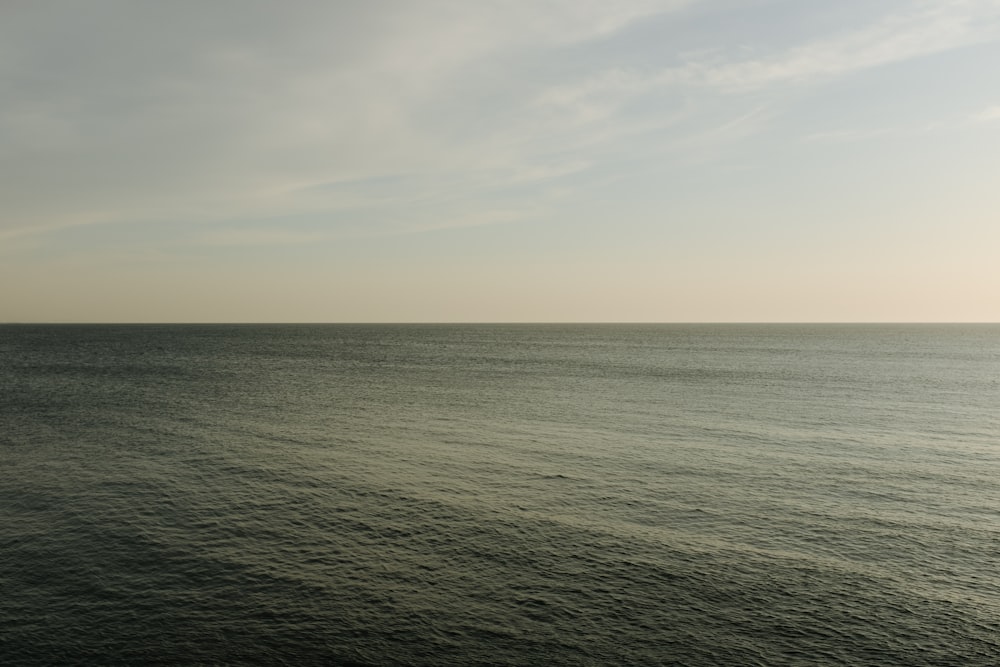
<box><xmin>3</xmin><ymin>321</ymin><xmax>998</xmax><ymax>326</ymax></box>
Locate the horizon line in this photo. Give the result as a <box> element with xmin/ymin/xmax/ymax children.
<box><xmin>2</xmin><ymin>321</ymin><xmax>998</xmax><ymax>326</ymax></box>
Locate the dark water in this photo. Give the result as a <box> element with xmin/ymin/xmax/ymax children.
<box><xmin>2</xmin><ymin>324</ymin><xmax>999</xmax><ymax>665</ymax></box>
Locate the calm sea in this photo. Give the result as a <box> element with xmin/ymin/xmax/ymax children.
<box><xmin>2</xmin><ymin>324</ymin><xmax>998</xmax><ymax>665</ymax></box>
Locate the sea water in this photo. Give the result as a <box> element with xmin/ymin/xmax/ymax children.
<box><xmin>2</xmin><ymin>324</ymin><xmax>998</xmax><ymax>665</ymax></box>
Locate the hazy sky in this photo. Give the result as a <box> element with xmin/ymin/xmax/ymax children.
<box><xmin>3</xmin><ymin>0</ymin><xmax>999</xmax><ymax>322</ymax></box>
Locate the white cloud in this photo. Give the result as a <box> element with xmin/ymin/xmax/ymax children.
<box><xmin>0</xmin><ymin>1</ymin><xmax>695</xmax><ymax>242</ymax></box>
<box><xmin>197</xmin><ymin>228</ymin><xmax>336</xmax><ymax>247</ymax></box>
<box><xmin>693</xmin><ymin>0</ymin><xmax>1000</xmax><ymax>90</ymax></box>
<box><xmin>974</xmin><ymin>105</ymin><xmax>1000</xmax><ymax>121</ymax></box>
<box><xmin>536</xmin><ymin>1</ymin><xmax>1000</xmax><ymax>113</ymax></box>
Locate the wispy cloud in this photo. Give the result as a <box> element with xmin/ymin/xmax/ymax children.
<box><xmin>527</xmin><ymin>1</ymin><xmax>1000</xmax><ymax>164</ymax></box>
<box><xmin>690</xmin><ymin>0</ymin><xmax>1000</xmax><ymax>90</ymax></box>
<box><xmin>804</xmin><ymin>98</ymin><xmax>1000</xmax><ymax>144</ymax></box>
<box><xmin>537</xmin><ymin>0</ymin><xmax>1000</xmax><ymax>117</ymax></box>
<box><xmin>802</xmin><ymin>127</ymin><xmax>897</xmax><ymax>144</ymax></box>
<box><xmin>196</xmin><ymin>228</ymin><xmax>336</xmax><ymax>247</ymax></box>
<box><xmin>973</xmin><ymin>105</ymin><xmax>1000</xmax><ymax>121</ymax></box>
<box><xmin>0</xmin><ymin>1</ymin><xmax>693</xmax><ymax>243</ymax></box>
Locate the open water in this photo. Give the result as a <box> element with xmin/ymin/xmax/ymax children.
<box><xmin>1</xmin><ymin>324</ymin><xmax>999</xmax><ymax>665</ymax></box>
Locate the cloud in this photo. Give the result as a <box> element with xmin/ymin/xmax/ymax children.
<box><xmin>802</xmin><ymin>128</ymin><xmax>896</xmax><ymax>144</ymax></box>
<box><xmin>973</xmin><ymin>105</ymin><xmax>1000</xmax><ymax>121</ymax></box>
<box><xmin>536</xmin><ymin>1</ymin><xmax>1000</xmax><ymax>114</ymax></box>
<box><xmin>0</xmin><ymin>0</ymin><xmax>691</xmax><ymax>243</ymax></box>
<box><xmin>692</xmin><ymin>0</ymin><xmax>1000</xmax><ymax>90</ymax></box>
<box><xmin>197</xmin><ymin>228</ymin><xmax>336</xmax><ymax>247</ymax></box>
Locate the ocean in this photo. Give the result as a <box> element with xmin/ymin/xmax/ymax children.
<box><xmin>1</xmin><ymin>324</ymin><xmax>998</xmax><ymax>665</ymax></box>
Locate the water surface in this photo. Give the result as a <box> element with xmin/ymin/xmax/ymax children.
<box><xmin>2</xmin><ymin>324</ymin><xmax>998</xmax><ymax>664</ymax></box>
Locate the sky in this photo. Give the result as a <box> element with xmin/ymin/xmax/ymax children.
<box><xmin>2</xmin><ymin>0</ymin><xmax>999</xmax><ymax>323</ymax></box>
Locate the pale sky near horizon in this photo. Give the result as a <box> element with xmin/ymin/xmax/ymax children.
<box><xmin>2</xmin><ymin>0</ymin><xmax>999</xmax><ymax>322</ymax></box>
